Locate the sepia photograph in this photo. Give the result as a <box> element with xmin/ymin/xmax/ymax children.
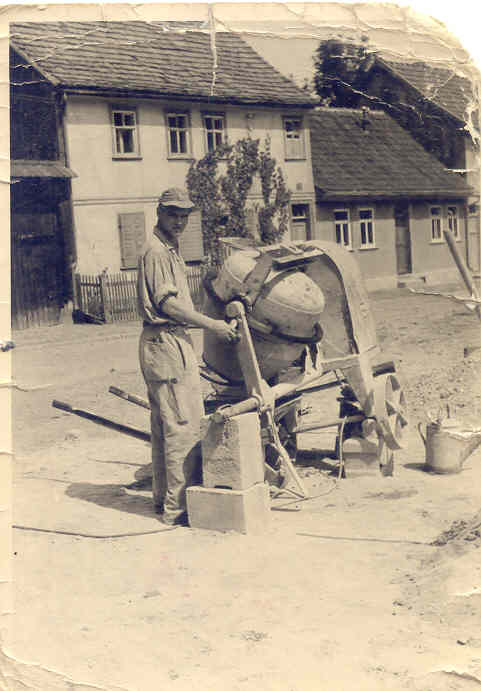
<box><xmin>3</xmin><ymin>2</ymin><xmax>481</xmax><ymax>689</ymax></box>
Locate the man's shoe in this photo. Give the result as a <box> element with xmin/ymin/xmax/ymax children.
<box><xmin>124</xmin><ymin>477</ymin><xmax>153</xmax><ymax>490</ymax></box>
<box><xmin>161</xmin><ymin>511</ymin><xmax>189</xmax><ymax>527</ymax></box>
<box><xmin>154</xmin><ymin>503</ymin><xmax>164</xmax><ymax>515</ymax></box>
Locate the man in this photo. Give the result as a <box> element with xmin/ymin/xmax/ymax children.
<box><xmin>137</xmin><ymin>188</ymin><xmax>237</xmax><ymax>525</ymax></box>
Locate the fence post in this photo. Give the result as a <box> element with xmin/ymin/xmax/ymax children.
<box><xmin>74</xmin><ymin>273</ymin><xmax>82</xmax><ymax>311</ymax></box>
<box><xmin>99</xmin><ymin>272</ymin><xmax>113</xmax><ymax>323</ymax></box>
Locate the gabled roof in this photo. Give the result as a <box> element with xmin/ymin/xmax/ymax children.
<box><xmin>377</xmin><ymin>57</ymin><xmax>477</xmax><ymax>126</ymax></box>
<box><xmin>10</xmin><ymin>21</ymin><xmax>314</xmax><ymax>108</ymax></box>
<box><xmin>310</xmin><ymin>108</ymin><xmax>472</xmax><ymax>200</ymax></box>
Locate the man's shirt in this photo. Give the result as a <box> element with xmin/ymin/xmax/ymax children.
<box><xmin>137</xmin><ymin>229</ymin><xmax>194</xmax><ymax>326</ymax></box>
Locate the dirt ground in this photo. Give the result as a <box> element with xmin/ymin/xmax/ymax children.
<box><xmin>2</xmin><ymin>283</ymin><xmax>481</xmax><ymax>691</ymax></box>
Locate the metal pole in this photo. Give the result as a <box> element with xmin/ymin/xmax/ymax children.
<box><xmin>211</xmin><ymin>369</ymin><xmax>330</xmax><ymax>423</ymax></box>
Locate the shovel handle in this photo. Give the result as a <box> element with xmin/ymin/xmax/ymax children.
<box><xmin>52</xmin><ymin>399</ymin><xmax>73</xmax><ymax>413</ymax></box>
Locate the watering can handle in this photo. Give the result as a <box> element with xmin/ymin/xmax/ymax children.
<box><xmin>417</xmin><ymin>422</ymin><xmax>426</xmax><ymax>447</ymax></box>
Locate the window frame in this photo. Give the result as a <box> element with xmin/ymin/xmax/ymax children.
<box><xmin>430</xmin><ymin>205</ymin><xmax>444</xmax><ymax>243</ymax></box>
<box><xmin>283</xmin><ymin>115</ymin><xmax>306</xmax><ymax>160</ymax></box>
<box><xmin>202</xmin><ymin>112</ymin><xmax>226</xmax><ymax>154</ymax></box>
<box><xmin>334</xmin><ymin>208</ymin><xmax>352</xmax><ymax>250</ymax></box>
<box><xmin>111</xmin><ymin>106</ymin><xmax>141</xmax><ymax>159</ymax></box>
<box><xmin>358</xmin><ymin>207</ymin><xmax>376</xmax><ymax>250</ymax></box>
<box><xmin>165</xmin><ymin>111</ymin><xmax>192</xmax><ymax>159</ymax></box>
<box><xmin>447</xmin><ymin>205</ymin><xmax>460</xmax><ymax>241</ymax></box>
<box><xmin>290</xmin><ymin>202</ymin><xmax>311</xmax><ymax>241</ymax></box>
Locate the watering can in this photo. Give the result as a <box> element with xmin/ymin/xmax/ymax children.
<box><xmin>418</xmin><ymin>409</ymin><xmax>481</xmax><ymax>474</ymax></box>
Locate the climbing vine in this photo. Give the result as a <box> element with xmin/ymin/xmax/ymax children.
<box><xmin>186</xmin><ymin>136</ymin><xmax>291</xmax><ymax>264</ymax></box>
<box><xmin>258</xmin><ymin>137</ymin><xmax>291</xmax><ymax>244</ymax></box>
<box><xmin>185</xmin><ymin>145</ymin><xmax>228</xmax><ymax>264</ymax></box>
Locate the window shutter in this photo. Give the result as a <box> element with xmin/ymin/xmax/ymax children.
<box><xmin>178</xmin><ymin>210</ymin><xmax>204</xmax><ymax>262</ymax></box>
<box><xmin>118</xmin><ymin>212</ymin><xmax>146</xmax><ymax>269</ymax></box>
<box><xmin>286</xmin><ymin>136</ymin><xmax>302</xmax><ymax>159</ymax></box>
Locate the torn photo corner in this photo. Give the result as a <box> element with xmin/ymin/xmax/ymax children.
<box><xmin>3</xmin><ymin>2</ymin><xmax>481</xmax><ymax>691</ymax></box>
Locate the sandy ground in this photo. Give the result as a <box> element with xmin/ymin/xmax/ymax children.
<box><xmin>2</xmin><ymin>283</ymin><xmax>481</xmax><ymax>691</ymax></box>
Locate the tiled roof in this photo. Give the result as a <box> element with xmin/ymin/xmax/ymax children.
<box><xmin>10</xmin><ymin>21</ymin><xmax>314</xmax><ymax>107</ymax></box>
<box><xmin>310</xmin><ymin>108</ymin><xmax>471</xmax><ymax>200</ymax></box>
<box><xmin>379</xmin><ymin>58</ymin><xmax>477</xmax><ymax>125</ymax></box>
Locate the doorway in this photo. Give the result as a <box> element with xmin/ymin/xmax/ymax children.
<box><xmin>394</xmin><ymin>202</ymin><xmax>412</xmax><ymax>275</ymax></box>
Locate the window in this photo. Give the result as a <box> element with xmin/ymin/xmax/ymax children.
<box><xmin>112</xmin><ymin>108</ymin><xmax>139</xmax><ymax>157</ymax></box>
<box><xmin>167</xmin><ymin>113</ymin><xmax>190</xmax><ymax>156</ymax></box>
<box><xmin>203</xmin><ymin>114</ymin><xmax>225</xmax><ymax>152</ymax></box>
<box><xmin>283</xmin><ymin>116</ymin><xmax>305</xmax><ymax>159</ymax></box>
<box><xmin>291</xmin><ymin>203</ymin><xmax>311</xmax><ymax>241</ymax></box>
<box><xmin>359</xmin><ymin>208</ymin><xmax>376</xmax><ymax>248</ymax></box>
<box><xmin>447</xmin><ymin>206</ymin><xmax>459</xmax><ymax>239</ymax></box>
<box><xmin>430</xmin><ymin>206</ymin><xmax>443</xmax><ymax>242</ymax></box>
<box><xmin>469</xmin><ymin>202</ymin><xmax>479</xmax><ymax>217</ymax></box>
<box><xmin>334</xmin><ymin>209</ymin><xmax>352</xmax><ymax>249</ymax></box>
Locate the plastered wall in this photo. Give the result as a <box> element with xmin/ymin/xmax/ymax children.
<box><xmin>315</xmin><ymin>201</ymin><xmax>397</xmax><ymax>289</ymax></box>
<box><xmin>409</xmin><ymin>200</ymin><xmax>467</xmax><ymax>280</ymax></box>
<box><xmin>65</xmin><ymin>95</ymin><xmax>315</xmax><ymax>272</ymax></box>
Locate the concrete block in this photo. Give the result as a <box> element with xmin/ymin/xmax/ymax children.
<box><xmin>341</xmin><ymin>437</ymin><xmax>380</xmax><ymax>477</ymax></box>
<box><xmin>186</xmin><ymin>483</ymin><xmax>270</xmax><ymax>534</ymax></box>
<box><xmin>201</xmin><ymin>412</ymin><xmax>264</xmax><ymax>490</ymax></box>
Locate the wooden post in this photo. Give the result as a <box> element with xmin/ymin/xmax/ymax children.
<box><xmin>74</xmin><ymin>273</ymin><xmax>82</xmax><ymax>311</ymax></box>
<box><xmin>444</xmin><ymin>229</ymin><xmax>481</xmax><ymax>320</ymax></box>
<box><xmin>99</xmin><ymin>272</ymin><xmax>113</xmax><ymax>323</ymax></box>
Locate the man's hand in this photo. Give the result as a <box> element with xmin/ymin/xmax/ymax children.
<box><xmin>210</xmin><ymin>319</ymin><xmax>239</xmax><ymax>343</ymax></box>
<box><xmin>162</xmin><ymin>296</ymin><xmax>239</xmax><ymax>341</ymax></box>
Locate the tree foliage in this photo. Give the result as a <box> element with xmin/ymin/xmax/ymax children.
<box><xmin>186</xmin><ymin>137</ymin><xmax>291</xmax><ymax>264</ymax></box>
<box><xmin>313</xmin><ymin>37</ymin><xmax>375</xmax><ymax>107</ymax></box>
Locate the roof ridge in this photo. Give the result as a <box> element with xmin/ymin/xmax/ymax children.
<box><xmin>10</xmin><ymin>21</ymin><xmax>314</xmax><ymax>106</ymax></box>
<box><xmin>309</xmin><ymin>105</ymin><xmax>471</xmax><ymax>199</ymax></box>
<box><xmin>312</xmin><ymin>106</ymin><xmax>387</xmax><ymax>115</ymax></box>
<box><xmin>375</xmin><ymin>55</ymin><xmax>473</xmax><ymax>124</ymax></box>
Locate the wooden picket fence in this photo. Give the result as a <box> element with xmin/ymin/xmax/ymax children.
<box><xmin>74</xmin><ymin>265</ymin><xmax>206</xmax><ymax>323</ymax></box>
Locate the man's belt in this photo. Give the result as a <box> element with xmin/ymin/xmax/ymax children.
<box><xmin>142</xmin><ymin>321</ymin><xmax>188</xmax><ymax>331</ymax></box>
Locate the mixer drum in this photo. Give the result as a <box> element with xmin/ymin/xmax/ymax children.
<box><xmin>203</xmin><ymin>250</ymin><xmax>325</xmax><ymax>383</ymax></box>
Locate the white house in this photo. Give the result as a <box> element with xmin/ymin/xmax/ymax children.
<box><xmin>11</xmin><ymin>21</ymin><xmax>317</xmax><ymax>281</ymax></box>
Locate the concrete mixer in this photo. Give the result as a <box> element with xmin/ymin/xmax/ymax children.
<box><xmin>52</xmin><ymin>239</ymin><xmax>409</xmax><ymax>516</ymax></box>
<box><xmin>199</xmin><ymin>240</ymin><xmax>408</xmax><ymax>498</ymax></box>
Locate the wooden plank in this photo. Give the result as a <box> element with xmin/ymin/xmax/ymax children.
<box><xmin>130</xmin><ymin>274</ymin><xmax>139</xmax><ymax>319</ymax></box>
<box><xmin>74</xmin><ymin>273</ymin><xmax>82</xmax><ymax>311</ymax></box>
<box><xmin>123</xmin><ymin>275</ymin><xmax>129</xmax><ymax>320</ymax></box>
<box><xmin>100</xmin><ymin>273</ymin><xmax>112</xmax><ymax>323</ymax></box>
<box><xmin>127</xmin><ymin>275</ymin><xmax>134</xmax><ymax>320</ymax></box>
<box><xmin>115</xmin><ymin>274</ymin><xmax>123</xmax><ymax>322</ymax></box>
<box><xmin>117</xmin><ymin>274</ymin><xmax>124</xmax><ymax>321</ymax></box>
<box><xmin>118</xmin><ymin>212</ymin><xmax>146</xmax><ymax>270</ymax></box>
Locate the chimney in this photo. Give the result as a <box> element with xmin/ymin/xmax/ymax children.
<box><xmin>360</xmin><ymin>106</ymin><xmax>370</xmax><ymax>131</ymax></box>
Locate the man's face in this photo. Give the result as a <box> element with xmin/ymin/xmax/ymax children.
<box><xmin>157</xmin><ymin>205</ymin><xmax>191</xmax><ymax>241</ymax></box>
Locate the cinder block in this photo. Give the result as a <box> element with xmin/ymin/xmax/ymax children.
<box><xmin>201</xmin><ymin>412</ymin><xmax>264</xmax><ymax>490</ymax></box>
<box><xmin>341</xmin><ymin>437</ymin><xmax>380</xmax><ymax>477</ymax></box>
<box><xmin>186</xmin><ymin>483</ymin><xmax>270</xmax><ymax>534</ymax></box>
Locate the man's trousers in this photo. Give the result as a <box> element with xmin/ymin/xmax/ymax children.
<box><xmin>139</xmin><ymin>325</ymin><xmax>203</xmax><ymax>522</ymax></box>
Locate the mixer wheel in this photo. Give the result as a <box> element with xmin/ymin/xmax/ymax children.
<box><xmin>374</xmin><ymin>373</ymin><xmax>409</xmax><ymax>451</ymax></box>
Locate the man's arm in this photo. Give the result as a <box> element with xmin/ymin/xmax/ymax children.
<box><xmin>162</xmin><ymin>296</ymin><xmax>238</xmax><ymax>343</ymax></box>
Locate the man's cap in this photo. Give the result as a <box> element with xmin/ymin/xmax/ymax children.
<box><xmin>158</xmin><ymin>188</ymin><xmax>195</xmax><ymax>210</ymax></box>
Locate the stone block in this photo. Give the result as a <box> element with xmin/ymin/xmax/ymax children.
<box><xmin>201</xmin><ymin>412</ymin><xmax>264</xmax><ymax>490</ymax></box>
<box><xmin>341</xmin><ymin>436</ymin><xmax>380</xmax><ymax>477</ymax></box>
<box><xmin>186</xmin><ymin>483</ymin><xmax>270</xmax><ymax>534</ymax></box>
